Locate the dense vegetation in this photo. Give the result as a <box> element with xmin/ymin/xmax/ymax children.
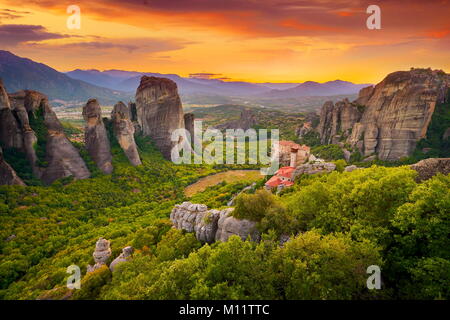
<box><xmin>414</xmin><ymin>94</ymin><xmax>450</xmax><ymax>159</ymax></box>
<box><xmin>1</xmin><ymin>119</ymin><xmax>449</xmax><ymax>300</ymax></box>
<box><xmin>191</xmin><ymin>104</ymin><xmax>304</xmax><ymax>141</ymax></box>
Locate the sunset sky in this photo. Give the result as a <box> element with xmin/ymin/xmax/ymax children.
<box><xmin>0</xmin><ymin>0</ymin><xmax>449</xmax><ymax>83</ymax></box>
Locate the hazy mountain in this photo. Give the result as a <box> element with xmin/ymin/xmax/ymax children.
<box><xmin>0</xmin><ymin>51</ymin><xmax>131</xmax><ymax>106</ymax></box>
<box><xmin>263</xmin><ymin>80</ymin><xmax>372</xmax><ymax>97</ymax></box>
<box><xmin>66</xmin><ymin>68</ymin><xmax>371</xmax><ymax>98</ymax></box>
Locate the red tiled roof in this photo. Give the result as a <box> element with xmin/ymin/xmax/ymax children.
<box><xmin>277</xmin><ymin>166</ymin><xmax>295</xmax><ymax>179</ymax></box>
<box><xmin>265</xmin><ymin>176</ymin><xmax>282</xmax><ymax>187</ymax></box>
<box><xmin>265</xmin><ymin>166</ymin><xmax>296</xmax><ymax>188</ymax></box>
<box><xmin>279</xmin><ymin>140</ymin><xmax>300</xmax><ymax>148</ymax></box>
<box><xmin>265</xmin><ymin>176</ymin><xmax>294</xmax><ymax>188</ymax></box>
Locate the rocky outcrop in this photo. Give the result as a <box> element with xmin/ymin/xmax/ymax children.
<box><xmin>217</xmin><ymin>108</ymin><xmax>257</xmax><ymax>131</ymax></box>
<box><xmin>318</xmin><ymin>99</ymin><xmax>362</xmax><ymax>145</ymax></box>
<box><xmin>111</xmin><ymin>102</ymin><xmax>141</xmax><ymax>166</ymax></box>
<box><xmin>37</xmin><ymin>97</ymin><xmax>90</xmax><ymax>184</ymax></box>
<box><xmin>87</xmin><ymin>238</ymin><xmax>111</xmax><ymax>273</ymax></box>
<box><xmin>0</xmin><ymin>85</ymin><xmax>40</xmax><ymax>178</ymax></box>
<box><xmin>170</xmin><ymin>202</ymin><xmax>222</xmax><ymax>243</ymax></box>
<box><xmin>0</xmin><ymin>80</ymin><xmax>23</xmax><ymax>151</ymax></box>
<box><xmin>82</xmin><ymin>99</ymin><xmax>113</xmax><ymax>174</ymax></box>
<box><xmin>215</xmin><ymin>211</ymin><xmax>260</xmax><ymax>242</ymax></box>
<box><xmin>110</xmin><ymin>246</ymin><xmax>134</xmax><ymax>272</ymax></box>
<box><xmin>135</xmin><ymin>76</ymin><xmax>185</xmax><ymax>159</ymax></box>
<box><xmin>170</xmin><ymin>202</ymin><xmax>259</xmax><ymax>243</ymax></box>
<box><xmin>0</xmin><ymin>147</ymin><xmax>25</xmax><ymax>186</ymax></box>
<box><xmin>318</xmin><ymin>69</ymin><xmax>450</xmax><ymax>160</ymax></box>
<box><xmin>184</xmin><ymin>113</ymin><xmax>195</xmax><ymax>144</ymax></box>
<box><xmin>293</xmin><ymin>162</ymin><xmax>336</xmax><ymax>177</ymax></box>
<box><xmin>344</xmin><ymin>165</ymin><xmax>358</xmax><ymax>172</ymax></box>
<box><xmin>1</xmin><ymin>85</ymin><xmax>90</xmax><ymax>184</ymax></box>
<box><xmin>411</xmin><ymin>158</ymin><xmax>450</xmax><ymax>181</ymax></box>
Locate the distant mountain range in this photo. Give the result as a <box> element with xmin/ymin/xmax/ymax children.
<box><xmin>0</xmin><ymin>51</ymin><xmax>131</xmax><ymax>106</ymax></box>
<box><xmin>67</xmin><ymin>69</ymin><xmax>371</xmax><ymax>97</ymax></box>
<box><xmin>0</xmin><ymin>50</ymin><xmax>371</xmax><ymax>107</ymax></box>
<box><xmin>262</xmin><ymin>80</ymin><xmax>372</xmax><ymax>98</ymax></box>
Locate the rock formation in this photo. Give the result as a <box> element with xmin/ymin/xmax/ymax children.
<box><xmin>344</xmin><ymin>165</ymin><xmax>358</xmax><ymax>172</ymax></box>
<box><xmin>82</xmin><ymin>99</ymin><xmax>113</xmax><ymax>174</ymax></box>
<box><xmin>410</xmin><ymin>158</ymin><xmax>450</xmax><ymax>181</ymax></box>
<box><xmin>318</xmin><ymin>99</ymin><xmax>362</xmax><ymax>145</ymax></box>
<box><xmin>293</xmin><ymin>162</ymin><xmax>336</xmax><ymax>177</ymax></box>
<box><xmin>111</xmin><ymin>102</ymin><xmax>141</xmax><ymax>166</ymax></box>
<box><xmin>170</xmin><ymin>202</ymin><xmax>259</xmax><ymax>243</ymax></box>
<box><xmin>184</xmin><ymin>113</ymin><xmax>195</xmax><ymax>144</ymax></box>
<box><xmin>215</xmin><ymin>210</ymin><xmax>260</xmax><ymax>242</ymax></box>
<box><xmin>0</xmin><ymin>81</ymin><xmax>90</xmax><ymax>184</ymax></box>
<box><xmin>0</xmin><ymin>147</ymin><xmax>25</xmax><ymax>186</ymax></box>
<box><xmin>0</xmin><ymin>84</ymin><xmax>40</xmax><ymax>178</ymax></box>
<box><xmin>36</xmin><ymin>97</ymin><xmax>90</xmax><ymax>184</ymax></box>
<box><xmin>110</xmin><ymin>246</ymin><xmax>134</xmax><ymax>272</ymax></box>
<box><xmin>217</xmin><ymin>108</ymin><xmax>257</xmax><ymax>131</ymax></box>
<box><xmin>170</xmin><ymin>202</ymin><xmax>221</xmax><ymax>243</ymax></box>
<box><xmin>135</xmin><ymin>76</ymin><xmax>185</xmax><ymax>159</ymax></box>
<box><xmin>87</xmin><ymin>238</ymin><xmax>111</xmax><ymax>273</ymax></box>
<box><xmin>318</xmin><ymin>69</ymin><xmax>450</xmax><ymax>160</ymax></box>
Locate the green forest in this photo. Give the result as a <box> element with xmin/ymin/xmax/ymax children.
<box><xmin>0</xmin><ymin>117</ymin><xmax>449</xmax><ymax>300</ymax></box>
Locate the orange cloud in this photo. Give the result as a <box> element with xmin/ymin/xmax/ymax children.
<box><xmin>0</xmin><ymin>0</ymin><xmax>449</xmax><ymax>83</ymax></box>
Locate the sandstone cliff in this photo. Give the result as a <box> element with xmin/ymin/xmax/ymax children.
<box><xmin>1</xmin><ymin>84</ymin><xmax>40</xmax><ymax>178</ymax></box>
<box><xmin>135</xmin><ymin>76</ymin><xmax>185</xmax><ymax>159</ymax></box>
<box><xmin>111</xmin><ymin>102</ymin><xmax>141</xmax><ymax>166</ymax></box>
<box><xmin>0</xmin><ymin>146</ymin><xmax>25</xmax><ymax>186</ymax></box>
<box><xmin>37</xmin><ymin>97</ymin><xmax>91</xmax><ymax>184</ymax></box>
<box><xmin>216</xmin><ymin>108</ymin><xmax>258</xmax><ymax>131</ymax></box>
<box><xmin>184</xmin><ymin>113</ymin><xmax>195</xmax><ymax>144</ymax></box>
<box><xmin>318</xmin><ymin>69</ymin><xmax>450</xmax><ymax>160</ymax></box>
<box><xmin>0</xmin><ymin>81</ymin><xmax>90</xmax><ymax>184</ymax></box>
<box><xmin>82</xmin><ymin>99</ymin><xmax>113</xmax><ymax>174</ymax></box>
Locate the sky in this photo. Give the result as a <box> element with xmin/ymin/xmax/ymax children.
<box><xmin>0</xmin><ymin>0</ymin><xmax>449</xmax><ymax>83</ymax></box>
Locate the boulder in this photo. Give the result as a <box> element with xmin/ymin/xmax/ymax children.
<box><xmin>87</xmin><ymin>238</ymin><xmax>111</xmax><ymax>273</ymax></box>
<box><xmin>82</xmin><ymin>99</ymin><xmax>113</xmax><ymax>174</ymax></box>
<box><xmin>410</xmin><ymin>158</ymin><xmax>450</xmax><ymax>181</ymax></box>
<box><xmin>110</xmin><ymin>246</ymin><xmax>134</xmax><ymax>272</ymax></box>
<box><xmin>111</xmin><ymin>102</ymin><xmax>142</xmax><ymax>166</ymax></box>
<box><xmin>170</xmin><ymin>201</ymin><xmax>219</xmax><ymax>243</ymax></box>
<box><xmin>293</xmin><ymin>162</ymin><xmax>336</xmax><ymax>177</ymax></box>
<box><xmin>344</xmin><ymin>165</ymin><xmax>358</xmax><ymax>172</ymax></box>
<box><xmin>170</xmin><ymin>202</ymin><xmax>260</xmax><ymax>243</ymax></box>
<box><xmin>135</xmin><ymin>76</ymin><xmax>185</xmax><ymax>159</ymax></box>
<box><xmin>215</xmin><ymin>210</ymin><xmax>260</xmax><ymax>242</ymax></box>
